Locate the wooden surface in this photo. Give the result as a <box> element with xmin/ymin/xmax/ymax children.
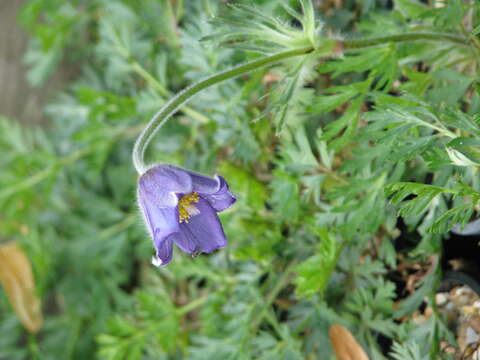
<box><xmin>0</xmin><ymin>0</ymin><xmax>74</xmax><ymax>125</ymax></box>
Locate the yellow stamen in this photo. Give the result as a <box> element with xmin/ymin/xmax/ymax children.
<box><xmin>178</xmin><ymin>192</ymin><xmax>200</xmax><ymax>223</ymax></box>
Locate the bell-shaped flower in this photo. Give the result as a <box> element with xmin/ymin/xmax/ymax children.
<box><xmin>137</xmin><ymin>164</ymin><xmax>236</xmax><ymax>266</ymax></box>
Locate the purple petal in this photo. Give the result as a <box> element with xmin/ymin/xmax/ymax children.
<box><xmin>200</xmin><ymin>175</ymin><xmax>236</xmax><ymax>212</ymax></box>
<box><xmin>139</xmin><ymin>164</ymin><xmax>192</xmax><ymax>207</ymax></box>
<box><xmin>172</xmin><ymin>198</ymin><xmax>227</xmax><ymax>254</ymax></box>
<box><xmin>138</xmin><ymin>191</ymin><xmax>179</xmax><ymax>265</ymax></box>
<box><xmin>153</xmin><ymin>235</ymin><xmax>174</xmax><ymax>266</ymax></box>
<box><xmin>137</xmin><ymin>164</ymin><xmax>236</xmax><ymax>265</ymax></box>
<box><xmin>181</xmin><ymin>168</ymin><xmax>236</xmax><ymax>211</ymax></box>
<box><xmin>186</xmin><ymin>170</ymin><xmax>219</xmax><ymax>193</ymax></box>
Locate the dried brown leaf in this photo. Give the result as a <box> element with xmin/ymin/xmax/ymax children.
<box><xmin>0</xmin><ymin>241</ymin><xmax>42</xmax><ymax>333</ymax></box>
<box><xmin>329</xmin><ymin>324</ymin><xmax>369</xmax><ymax>360</ymax></box>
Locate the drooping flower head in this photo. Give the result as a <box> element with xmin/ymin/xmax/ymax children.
<box><xmin>137</xmin><ymin>164</ymin><xmax>236</xmax><ymax>266</ymax></box>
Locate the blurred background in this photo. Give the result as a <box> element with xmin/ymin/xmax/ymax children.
<box><xmin>0</xmin><ymin>0</ymin><xmax>76</xmax><ymax>124</ymax></box>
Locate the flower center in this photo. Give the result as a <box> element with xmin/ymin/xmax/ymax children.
<box><xmin>178</xmin><ymin>192</ymin><xmax>200</xmax><ymax>223</ymax></box>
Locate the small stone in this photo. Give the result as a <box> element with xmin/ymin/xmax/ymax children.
<box><xmin>469</xmin><ymin>316</ymin><xmax>480</xmax><ymax>333</ymax></box>
<box><xmin>424</xmin><ymin>306</ymin><xmax>433</xmax><ymax>318</ymax></box>
<box><xmin>436</xmin><ymin>293</ymin><xmax>448</xmax><ymax>306</ymax></box>
<box><xmin>462</xmin><ymin>305</ymin><xmax>477</xmax><ymax>316</ymax></box>
<box><xmin>445</xmin><ymin>302</ymin><xmax>456</xmax><ymax>312</ymax></box>
<box><xmin>440</xmin><ymin>341</ymin><xmax>455</xmax><ymax>354</ymax></box>
<box><xmin>472</xmin><ymin>349</ymin><xmax>480</xmax><ymax>360</ymax></box>
<box><xmin>455</xmin><ymin>287</ymin><xmax>472</xmax><ymax>297</ymax></box>
<box><xmin>466</xmin><ymin>326</ymin><xmax>479</xmax><ymax>345</ymax></box>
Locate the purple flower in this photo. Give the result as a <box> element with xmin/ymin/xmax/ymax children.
<box><xmin>137</xmin><ymin>164</ymin><xmax>236</xmax><ymax>266</ymax></box>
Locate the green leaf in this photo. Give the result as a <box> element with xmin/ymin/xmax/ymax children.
<box><xmin>327</xmin><ymin>97</ymin><xmax>363</xmax><ymax>151</ymax></box>
<box><xmin>295</xmin><ymin>228</ymin><xmax>339</xmax><ymax>297</ymax></box>
<box><xmin>394</xmin><ymin>0</ymin><xmax>428</xmax><ymax>18</ymax></box>
<box><xmin>389</xmin><ymin>341</ymin><xmax>424</xmax><ymax>360</ymax></box>
<box><xmin>385</xmin><ymin>182</ymin><xmax>449</xmax><ymax>217</ymax></box>
<box><xmin>309</xmin><ymin>90</ymin><xmax>357</xmax><ymax>114</ymax></box>
<box><xmin>219</xmin><ymin>162</ymin><xmax>267</xmax><ymax>212</ymax></box>
<box><xmin>428</xmin><ymin>203</ymin><xmax>474</xmax><ymax>233</ymax></box>
<box><xmin>269</xmin><ymin>170</ymin><xmax>301</xmax><ymax>222</ymax></box>
<box><xmin>472</xmin><ymin>24</ymin><xmax>480</xmax><ymax>36</ymax></box>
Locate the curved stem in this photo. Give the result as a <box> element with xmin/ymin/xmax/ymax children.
<box><xmin>132</xmin><ymin>46</ymin><xmax>314</xmax><ymax>173</ymax></box>
<box><xmin>132</xmin><ymin>32</ymin><xmax>471</xmax><ymax>173</ymax></box>
<box><xmin>130</xmin><ymin>61</ymin><xmax>210</xmax><ymax>124</ymax></box>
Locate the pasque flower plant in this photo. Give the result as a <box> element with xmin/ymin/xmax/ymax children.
<box><xmin>132</xmin><ymin>49</ymin><xmax>319</xmax><ymax>266</ymax></box>
<box><xmin>131</xmin><ymin>0</ymin><xmax>471</xmax><ymax>266</ymax></box>
<box><xmin>137</xmin><ymin>164</ymin><xmax>235</xmax><ymax>266</ymax></box>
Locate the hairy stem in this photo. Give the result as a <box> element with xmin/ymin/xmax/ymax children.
<box><xmin>132</xmin><ymin>32</ymin><xmax>471</xmax><ymax>173</ymax></box>
<box><xmin>130</xmin><ymin>61</ymin><xmax>210</xmax><ymax>124</ymax></box>
<box><xmin>132</xmin><ymin>46</ymin><xmax>314</xmax><ymax>173</ymax></box>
